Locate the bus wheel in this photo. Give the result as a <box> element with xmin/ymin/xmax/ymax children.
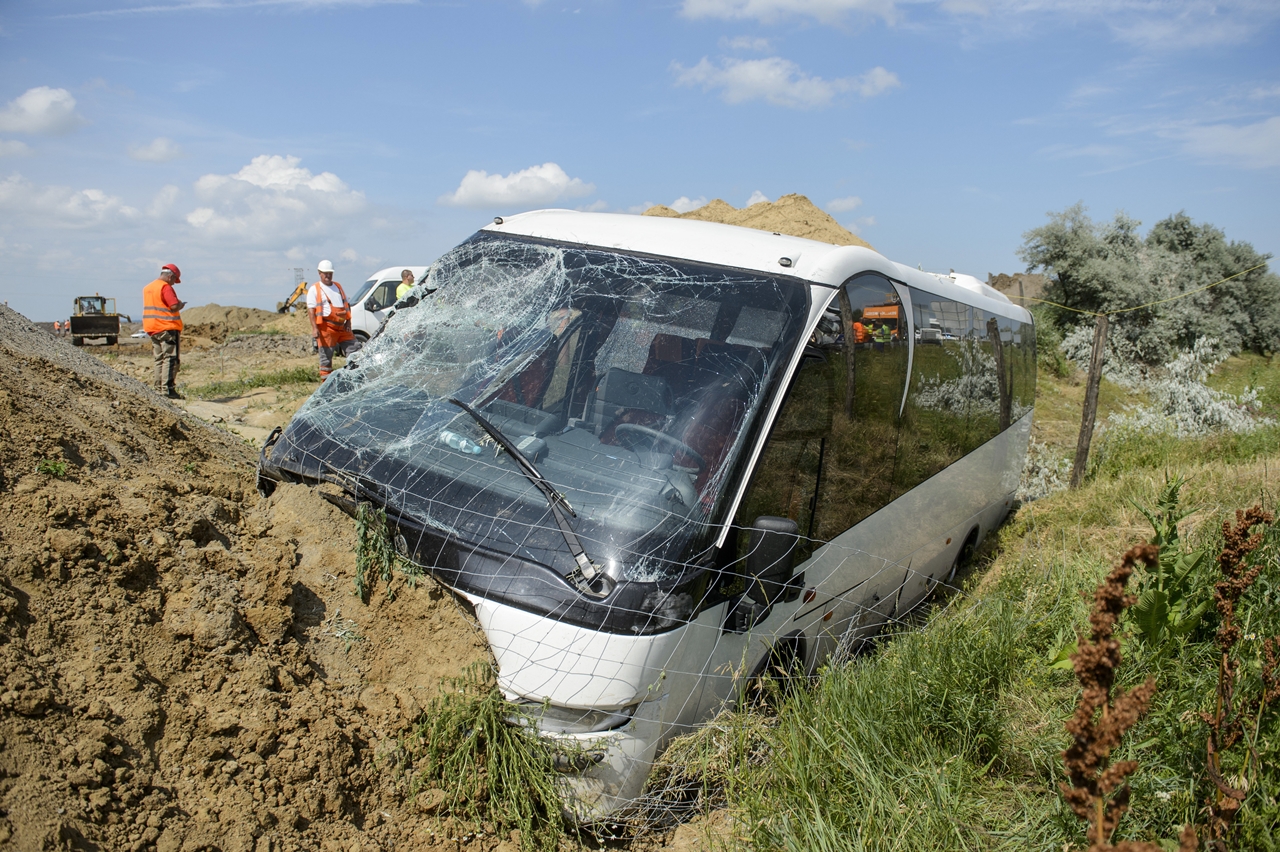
<box><xmin>947</xmin><ymin>528</ymin><xmax>979</xmax><ymax>584</ymax></box>
<box><xmin>744</xmin><ymin>635</ymin><xmax>806</xmax><ymax>708</ymax></box>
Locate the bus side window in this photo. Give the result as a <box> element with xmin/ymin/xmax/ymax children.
<box><xmin>732</xmin><ymin>349</ymin><xmax>832</xmax><ymax>563</ymax></box>
<box><xmin>895</xmin><ymin>289</ymin><xmax>970</xmax><ymax>495</ymax></box>
<box><xmin>734</xmin><ymin>273</ymin><xmax>912</xmax><ymax>559</ymax></box>
<box><xmin>809</xmin><ymin>275</ymin><xmax>909</xmax><ymax>542</ymax></box>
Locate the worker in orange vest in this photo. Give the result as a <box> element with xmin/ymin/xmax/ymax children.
<box><xmin>52</xmin><ymin>320</ymin><xmax>61</xmax><ymax>336</ymax></box>
<box><xmin>307</xmin><ymin>260</ymin><xmax>362</xmax><ymax>379</ymax></box>
<box><xmin>142</xmin><ymin>263</ymin><xmax>187</xmax><ymax>399</ymax></box>
<box><xmin>852</xmin><ymin>318</ymin><xmax>869</xmax><ymax>347</ymax></box>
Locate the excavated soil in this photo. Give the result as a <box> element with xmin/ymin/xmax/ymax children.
<box><xmin>0</xmin><ymin>305</ymin><xmax>504</xmax><ymax>852</ymax></box>
<box><xmin>644</xmin><ymin>194</ymin><xmax>874</xmax><ymax>251</ymax></box>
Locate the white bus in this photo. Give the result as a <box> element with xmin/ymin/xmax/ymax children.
<box><xmin>257</xmin><ymin>210</ymin><xmax>1034</xmax><ymax>820</ymax></box>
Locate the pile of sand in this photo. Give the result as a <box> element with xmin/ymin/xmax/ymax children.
<box><xmin>645</xmin><ymin>193</ymin><xmax>874</xmax><ymax>251</ymax></box>
<box><xmin>0</xmin><ymin>305</ymin><xmax>492</xmax><ymax>852</ymax></box>
<box><xmin>181</xmin><ymin>304</ymin><xmax>280</xmax><ymax>331</ymax></box>
<box><xmin>176</xmin><ymin>304</ymin><xmax>284</xmax><ymax>345</ymax></box>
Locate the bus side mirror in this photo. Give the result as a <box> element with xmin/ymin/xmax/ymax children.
<box><xmin>726</xmin><ymin>516</ymin><xmax>801</xmax><ymax>634</ymax></box>
<box><xmin>746</xmin><ymin>515</ymin><xmax>800</xmax><ymax>605</ymax></box>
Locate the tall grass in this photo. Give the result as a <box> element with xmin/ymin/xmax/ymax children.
<box><xmin>401</xmin><ymin>664</ymin><xmax>575</xmax><ymax>852</ymax></box>
<box><xmin>670</xmin><ymin>450</ymin><xmax>1280</xmax><ymax>850</ymax></box>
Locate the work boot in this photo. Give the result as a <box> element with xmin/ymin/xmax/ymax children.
<box><xmin>166</xmin><ymin>388</ymin><xmax>184</xmax><ymax>400</ymax></box>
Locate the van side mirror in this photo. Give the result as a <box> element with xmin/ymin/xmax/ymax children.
<box><xmin>364</xmin><ymin>297</ymin><xmax>378</xmax><ymax>311</ymax></box>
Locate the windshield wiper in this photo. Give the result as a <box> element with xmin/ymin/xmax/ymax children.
<box><xmin>447</xmin><ymin>398</ymin><xmax>609</xmax><ymax>596</ymax></box>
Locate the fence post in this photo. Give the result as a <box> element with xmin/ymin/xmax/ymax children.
<box><xmin>1070</xmin><ymin>313</ymin><xmax>1109</xmax><ymax>489</ymax></box>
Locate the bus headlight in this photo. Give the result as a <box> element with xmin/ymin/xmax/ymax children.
<box><xmin>522</xmin><ymin>702</ymin><xmax>636</xmax><ymax>734</ymax></box>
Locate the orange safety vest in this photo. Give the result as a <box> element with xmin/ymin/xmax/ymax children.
<box><xmin>142</xmin><ymin>279</ymin><xmax>183</xmax><ymax>333</ymax></box>
<box><xmin>853</xmin><ymin>321</ymin><xmax>869</xmax><ymax>344</ymax></box>
<box><xmin>312</xmin><ymin>281</ymin><xmax>353</xmax><ymax>345</ymax></box>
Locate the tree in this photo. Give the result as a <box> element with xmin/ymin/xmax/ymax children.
<box><xmin>1019</xmin><ymin>204</ymin><xmax>1279</xmax><ymax>363</ymax></box>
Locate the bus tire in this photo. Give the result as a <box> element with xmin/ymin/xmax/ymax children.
<box><xmin>947</xmin><ymin>528</ymin><xmax>979</xmax><ymax>584</ymax></box>
<box><xmin>72</xmin><ymin>336</ymin><xmax>83</xmax><ymax>347</ymax></box>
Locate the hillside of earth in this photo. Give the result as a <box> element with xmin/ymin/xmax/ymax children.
<box><xmin>643</xmin><ymin>194</ymin><xmax>874</xmax><ymax>250</ymax></box>
<box><xmin>0</xmin><ymin>303</ymin><xmax>506</xmax><ymax>852</ymax></box>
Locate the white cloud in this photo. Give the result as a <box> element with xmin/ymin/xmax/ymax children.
<box><xmin>827</xmin><ymin>195</ymin><xmax>862</xmax><ymax>212</ymax></box>
<box><xmin>577</xmin><ymin>199</ymin><xmax>610</xmax><ymax>212</ymax></box>
<box><xmin>1179</xmin><ymin>116</ymin><xmax>1280</xmax><ymax>168</ymax></box>
<box><xmin>847</xmin><ymin>215</ymin><xmax>877</xmax><ymax>233</ymax></box>
<box><xmin>129</xmin><ymin>137</ymin><xmax>183</xmax><ymax>162</ymax></box>
<box><xmin>0</xmin><ymin>173</ymin><xmax>138</xmax><ymax>227</ymax></box>
<box><xmin>0</xmin><ymin>87</ymin><xmax>87</xmax><ymax>135</ymax></box>
<box><xmin>682</xmin><ymin>0</ymin><xmax>1279</xmax><ymax>50</ymax></box>
<box><xmin>745</xmin><ymin>190</ymin><xmax>770</xmax><ymax>206</ymax></box>
<box><xmin>438</xmin><ymin>162</ymin><xmax>595</xmax><ymax>208</ymax></box>
<box><xmin>720</xmin><ymin>35</ymin><xmax>772</xmax><ymax>51</ymax></box>
<box><xmin>1038</xmin><ymin>143</ymin><xmax>1126</xmax><ymax>159</ymax></box>
<box><xmin>681</xmin><ymin>0</ymin><xmax>897</xmax><ymax>25</ymax></box>
<box><xmin>185</xmin><ymin>154</ymin><xmax>367</xmax><ymax>244</ymax></box>
<box><xmin>59</xmin><ymin>0</ymin><xmax>421</xmax><ymax>18</ymax></box>
<box><xmin>670</xmin><ymin>196</ymin><xmax>708</xmax><ymax>213</ymax></box>
<box><xmin>673</xmin><ymin>57</ymin><xmax>900</xmax><ymax>108</ymax></box>
<box><xmin>852</xmin><ymin>66</ymin><xmax>901</xmax><ymax>97</ymax></box>
<box><xmin>340</xmin><ymin>248</ymin><xmax>359</xmax><ymax>262</ymax></box>
<box><xmin>1249</xmin><ymin>84</ymin><xmax>1280</xmax><ymax>100</ymax></box>
<box><xmin>0</xmin><ymin>140</ymin><xmax>31</xmax><ymax>157</ymax></box>
<box><xmin>148</xmin><ymin>184</ymin><xmax>181</xmax><ymax>217</ymax></box>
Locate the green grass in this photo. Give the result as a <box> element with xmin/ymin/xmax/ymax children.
<box><xmin>384</xmin><ymin>343</ymin><xmax>1280</xmax><ymax>850</ymax></box>
<box><xmin>36</xmin><ymin>458</ymin><xmax>68</xmax><ymax>478</ymax></box>
<box><xmin>186</xmin><ymin>365</ymin><xmax>318</xmax><ymax>399</ymax></box>
<box><xmin>1205</xmin><ymin>352</ymin><xmax>1280</xmax><ymax>419</ymax></box>
<box><xmin>399</xmin><ymin>664</ymin><xmax>575</xmax><ymax>852</ymax></box>
<box><xmin>658</xmin><ymin>433</ymin><xmax>1280</xmax><ymax>850</ymax></box>
<box><xmin>1090</xmin><ymin>421</ymin><xmax>1280</xmax><ymax>480</ymax></box>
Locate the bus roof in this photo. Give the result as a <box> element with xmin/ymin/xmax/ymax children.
<box><xmin>484</xmin><ymin>210</ymin><xmax>1030</xmax><ymax>323</ymax></box>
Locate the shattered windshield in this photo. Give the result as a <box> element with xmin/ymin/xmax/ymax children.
<box><xmin>274</xmin><ymin>232</ymin><xmax>809</xmax><ymax>583</ymax></box>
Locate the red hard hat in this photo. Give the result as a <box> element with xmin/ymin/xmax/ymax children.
<box><xmin>162</xmin><ymin>263</ymin><xmax>181</xmax><ymax>283</ymax></box>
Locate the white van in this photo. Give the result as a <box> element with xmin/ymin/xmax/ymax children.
<box><xmin>346</xmin><ymin>266</ymin><xmax>429</xmax><ymax>341</ymax></box>
<box><xmin>259</xmin><ymin>211</ymin><xmax>1034</xmax><ymax>821</ymax></box>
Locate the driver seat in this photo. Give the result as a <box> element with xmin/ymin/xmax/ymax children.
<box><xmin>587</xmin><ymin>367</ymin><xmax>673</xmax><ymax>439</ymax></box>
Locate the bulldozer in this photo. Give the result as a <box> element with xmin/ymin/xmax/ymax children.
<box><xmin>69</xmin><ymin>294</ymin><xmax>130</xmax><ymax>346</ymax></box>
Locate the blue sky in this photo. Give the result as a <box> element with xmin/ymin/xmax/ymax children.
<box><xmin>1</xmin><ymin>0</ymin><xmax>1277</xmax><ymax>322</ymax></box>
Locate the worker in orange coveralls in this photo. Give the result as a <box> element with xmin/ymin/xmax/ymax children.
<box><xmin>306</xmin><ymin>260</ymin><xmax>362</xmax><ymax>379</ymax></box>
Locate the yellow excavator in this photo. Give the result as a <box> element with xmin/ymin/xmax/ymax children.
<box><xmin>277</xmin><ymin>268</ymin><xmax>308</xmax><ymax>313</ymax></box>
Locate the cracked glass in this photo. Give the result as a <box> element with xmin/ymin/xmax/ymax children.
<box><xmin>267</xmin><ymin>232</ymin><xmax>810</xmax><ymax>585</ymax></box>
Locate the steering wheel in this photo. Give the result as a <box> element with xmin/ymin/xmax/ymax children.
<box><xmin>614</xmin><ymin>423</ymin><xmax>706</xmax><ymax>472</ymax></box>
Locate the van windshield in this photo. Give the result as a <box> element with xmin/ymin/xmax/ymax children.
<box><xmin>349</xmin><ymin>278</ymin><xmax>379</xmax><ymax>304</ymax></box>
<box><xmin>269</xmin><ymin>232</ymin><xmax>809</xmax><ymax>582</ymax></box>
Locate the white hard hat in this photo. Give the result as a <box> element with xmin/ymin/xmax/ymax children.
<box><xmin>317</xmin><ymin>260</ymin><xmax>334</xmax><ymax>273</ymax></box>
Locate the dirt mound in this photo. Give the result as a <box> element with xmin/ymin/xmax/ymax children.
<box><xmin>177</xmin><ymin>305</ymin><xmax>286</xmax><ymax>345</ymax></box>
<box><xmin>987</xmin><ymin>272</ymin><xmax>1045</xmax><ymax>309</ymax></box>
<box><xmin>262</xmin><ymin>311</ymin><xmax>312</xmax><ymax>337</ymax></box>
<box><xmin>644</xmin><ymin>193</ymin><xmax>874</xmax><ymax>250</ymax></box>
<box><xmin>0</xmin><ymin>304</ymin><xmax>492</xmax><ymax>851</ymax></box>
<box><xmin>181</xmin><ymin>305</ymin><xmax>280</xmax><ymax>331</ymax></box>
